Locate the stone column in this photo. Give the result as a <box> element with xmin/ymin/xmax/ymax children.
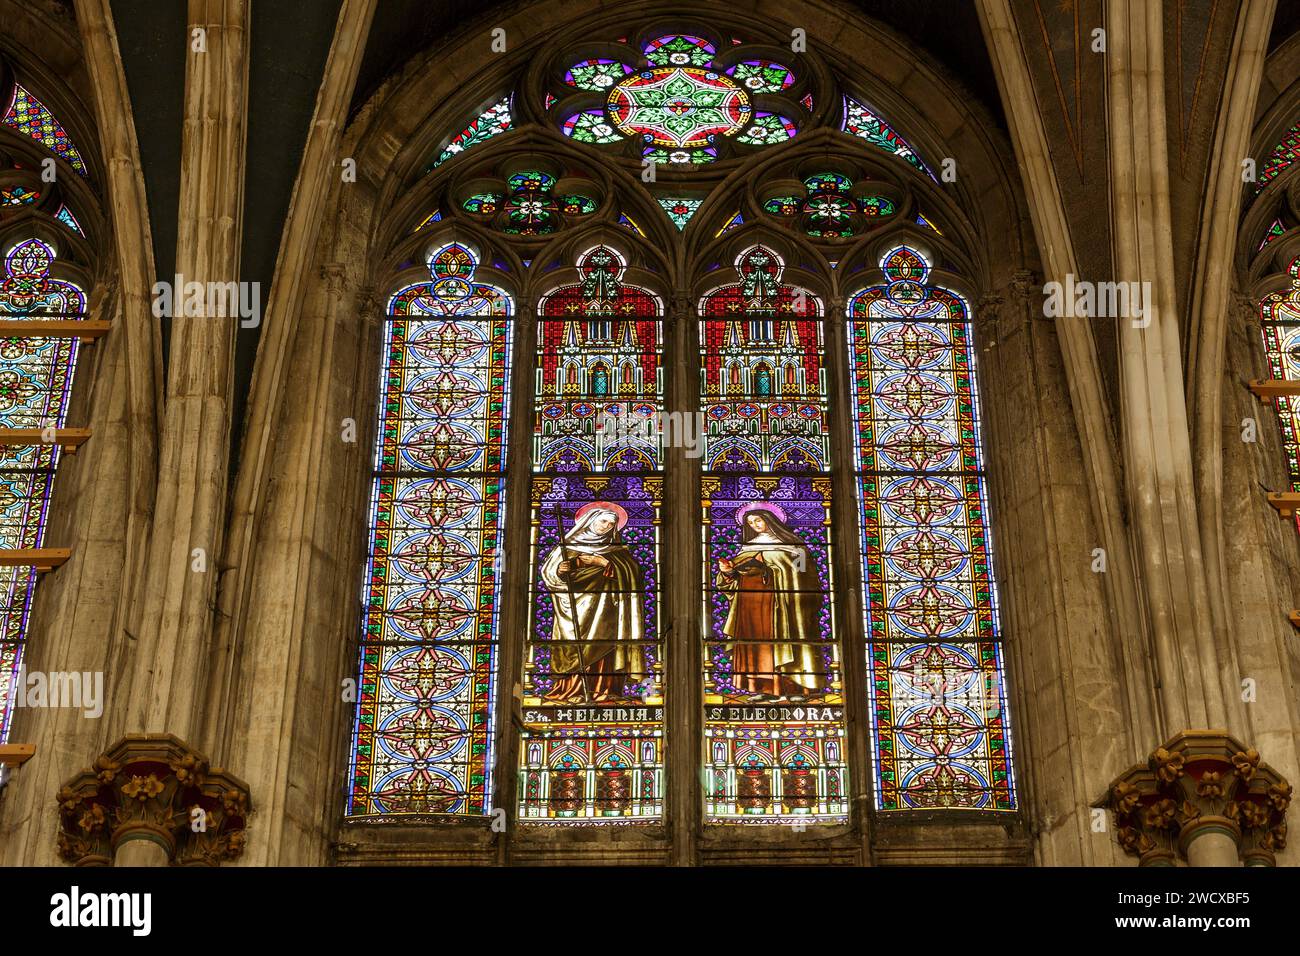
<box><xmin>1184</xmin><ymin>0</ymin><xmax>1276</xmax><ymax>731</ymax></box>
<box><xmin>665</xmin><ymin>288</ymin><xmax>699</xmax><ymax>866</ymax></box>
<box><xmin>207</xmin><ymin>0</ymin><xmax>376</xmax><ymax>751</ymax></box>
<box><xmin>218</xmin><ymin>265</ymin><xmax>373</xmax><ymax>865</ymax></box>
<box><xmin>117</xmin><ymin>0</ymin><xmax>249</xmax><ymax>742</ymax></box>
<box><xmin>0</xmin><ymin>0</ymin><xmax>164</xmax><ymax>867</ymax></box>
<box><xmin>977</xmin><ymin>0</ymin><xmax>1158</xmax><ymax>749</ymax></box>
<box><xmin>1103</xmin><ymin>731</ymin><xmax>1291</xmax><ymax>867</ymax></box>
<box><xmin>1106</xmin><ymin>0</ymin><xmax>1228</xmax><ymax>731</ymax></box>
<box><xmin>202</xmin><ymin>0</ymin><xmax>377</xmax><ymax>867</ymax></box>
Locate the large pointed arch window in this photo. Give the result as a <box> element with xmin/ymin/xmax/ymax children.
<box><xmin>519</xmin><ymin>246</ymin><xmax>665</xmax><ymax>823</ymax></box>
<box><xmin>698</xmin><ymin>245</ymin><xmax>849</xmax><ymax>822</ymax></box>
<box><xmin>346</xmin><ymin>243</ymin><xmax>513</xmax><ymax>818</ymax></box>
<box><xmin>350</xmin><ymin>19</ymin><xmax>1022</xmax><ymax>839</ymax></box>
<box><xmin>847</xmin><ymin>246</ymin><xmax>1016</xmax><ymax>811</ymax></box>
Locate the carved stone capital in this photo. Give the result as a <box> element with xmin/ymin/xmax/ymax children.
<box><xmin>320</xmin><ymin>261</ymin><xmax>351</xmax><ymax>295</ymax></box>
<box><xmin>55</xmin><ymin>734</ymin><xmax>251</xmax><ymax>867</ymax></box>
<box><xmin>1101</xmin><ymin>731</ymin><xmax>1290</xmax><ymax>867</ymax></box>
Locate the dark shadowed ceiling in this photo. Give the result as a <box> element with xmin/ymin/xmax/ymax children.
<box><xmin>349</xmin><ymin>0</ymin><xmax>1006</xmax><ymax>120</ymax></box>
<box><xmin>109</xmin><ymin>0</ymin><xmax>340</xmax><ymax>477</ymax></box>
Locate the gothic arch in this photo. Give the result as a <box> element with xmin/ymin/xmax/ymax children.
<box><xmin>212</xmin><ymin>0</ymin><xmax>1140</xmax><ymax>867</ymax></box>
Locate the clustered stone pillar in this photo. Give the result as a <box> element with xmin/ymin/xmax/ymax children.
<box><xmin>1103</xmin><ymin>731</ymin><xmax>1291</xmax><ymax>867</ymax></box>
<box><xmin>54</xmin><ymin>735</ymin><xmax>250</xmax><ymax>867</ymax></box>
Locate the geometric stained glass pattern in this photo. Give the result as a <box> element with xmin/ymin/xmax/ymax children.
<box><xmin>847</xmin><ymin>245</ymin><xmax>1016</xmax><ymax>812</ymax></box>
<box><xmin>698</xmin><ymin>246</ymin><xmax>848</xmax><ymax>822</ymax></box>
<box><xmin>1</xmin><ymin>85</ymin><xmax>87</xmax><ymax>176</ymax></box>
<box><xmin>842</xmin><ymin>96</ymin><xmax>933</xmax><ymax>181</ymax></box>
<box><xmin>346</xmin><ymin>243</ymin><xmax>513</xmax><ymax>818</ymax></box>
<box><xmin>1255</xmin><ymin>120</ymin><xmax>1300</xmax><ymax>195</ymax></box>
<box><xmin>519</xmin><ymin>247</ymin><xmax>666</xmax><ymax>823</ymax></box>
<box><xmin>0</xmin><ymin>238</ymin><xmax>87</xmax><ymax>743</ymax></box>
<box><xmin>1260</xmin><ymin>257</ymin><xmax>1300</xmax><ymax>520</ymax></box>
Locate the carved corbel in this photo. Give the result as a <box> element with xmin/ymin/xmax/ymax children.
<box><xmin>55</xmin><ymin>734</ymin><xmax>251</xmax><ymax>866</ymax></box>
<box><xmin>1100</xmin><ymin>731</ymin><xmax>1291</xmax><ymax>866</ymax></box>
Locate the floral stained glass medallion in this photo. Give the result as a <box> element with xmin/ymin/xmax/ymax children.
<box><xmin>557</xmin><ymin>35</ymin><xmax>799</xmax><ymax>164</ymax></box>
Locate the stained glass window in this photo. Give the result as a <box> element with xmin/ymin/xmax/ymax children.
<box><xmin>53</xmin><ymin>204</ymin><xmax>84</xmax><ymax>237</ymax></box>
<box><xmin>1259</xmin><ymin>217</ymin><xmax>1285</xmax><ymax>251</ymax></box>
<box><xmin>0</xmin><ymin>238</ymin><xmax>87</xmax><ymax>742</ymax></box>
<box><xmin>431</xmin><ymin>97</ymin><xmax>512</xmax><ymax>169</ymax></box>
<box><xmin>736</xmin><ymin>113</ymin><xmax>797</xmax><ymax>146</ymax></box>
<box><xmin>414</xmin><ymin>210</ymin><xmax>442</xmax><ymax>232</ymax></box>
<box><xmin>644</xmin><ymin>35</ymin><xmax>716</xmax><ymax>67</ymax></box>
<box><xmin>727</xmin><ymin>60</ymin><xmax>795</xmax><ymax>93</ymax></box>
<box><xmin>563</xmin><ymin>111</ymin><xmax>624</xmax><ymax>145</ymax></box>
<box><xmin>847</xmin><ymin>245</ymin><xmax>1016</xmax><ymax>811</ymax></box>
<box><xmin>762</xmin><ymin>173</ymin><xmax>899</xmax><ymax>238</ymax></box>
<box><xmin>1260</xmin><ymin>257</ymin><xmax>1300</xmax><ymax>526</ymax></box>
<box><xmin>617</xmin><ymin>212</ymin><xmax>645</xmax><ymax>237</ymax></box>
<box><xmin>0</xmin><ymin>184</ymin><xmax>38</xmax><ymax>206</ymax></box>
<box><xmin>842</xmin><ymin>96</ymin><xmax>933</xmax><ymax>181</ymax></box>
<box><xmin>658</xmin><ymin>196</ymin><xmax>702</xmax><ymax>230</ymax></box>
<box><xmin>366</xmin><ymin>24</ymin><xmax>1025</xmax><ymax>838</ymax></box>
<box><xmin>564</xmin><ymin>58</ymin><xmax>633</xmax><ymax>92</ymax></box>
<box><xmin>461</xmin><ymin>171</ymin><xmax>598</xmax><ymax>236</ymax></box>
<box><xmin>609</xmin><ymin>68</ymin><xmax>751</xmax><ymax>162</ymax></box>
<box><xmin>519</xmin><ymin>247</ymin><xmax>665</xmax><ymax>822</ymax></box>
<box><xmin>2</xmin><ymin>85</ymin><xmax>87</xmax><ymax>176</ymax></box>
<box><xmin>698</xmin><ymin>246</ymin><xmax>848</xmax><ymax>822</ymax></box>
<box><xmin>1255</xmin><ymin>120</ymin><xmax>1300</xmax><ymax>194</ymax></box>
<box><xmin>550</xmin><ymin>36</ymin><xmax>800</xmax><ymax>165</ymax></box>
<box><xmin>714</xmin><ymin>211</ymin><xmax>743</xmax><ymax>237</ymax></box>
<box><xmin>346</xmin><ymin>243</ymin><xmax>513</xmax><ymax>817</ymax></box>
<box><xmin>915</xmin><ymin>212</ymin><xmax>942</xmax><ymax>235</ymax></box>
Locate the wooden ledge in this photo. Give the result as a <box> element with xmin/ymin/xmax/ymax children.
<box><xmin>1249</xmin><ymin>379</ymin><xmax>1300</xmax><ymax>399</ymax></box>
<box><xmin>1290</xmin><ymin>611</ymin><xmax>1300</xmax><ymax>631</ymax></box>
<box><xmin>0</xmin><ymin>744</ymin><xmax>34</xmax><ymax>767</ymax></box>
<box><xmin>0</xmin><ymin>548</ymin><xmax>71</xmax><ymax>572</ymax></box>
<box><xmin>0</xmin><ymin>428</ymin><xmax>91</xmax><ymax>453</ymax></box>
<box><xmin>1266</xmin><ymin>492</ymin><xmax>1300</xmax><ymax>517</ymax></box>
<box><xmin>0</xmin><ymin>320</ymin><xmax>110</xmax><ymax>342</ymax></box>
